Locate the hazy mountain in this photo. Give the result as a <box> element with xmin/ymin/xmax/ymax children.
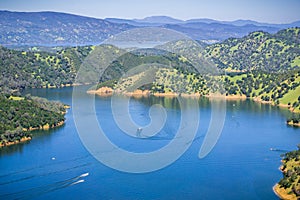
<box><xmin>106</xmin><ymin>16</ymin><xmax>184</xmax><ymax>26</ymax></box>
<box><xmin>134</xmin><ymin>16</ymin><xmax>184</xmax><ymax>24</ymax></box>
<box><xmin>0</xmin><ymin>11</ymin><xmax>298</xmax><ymax>47</ymax></box>
<box><xmin>107</xmin><ymin>15</ymin><xmax>300</xmax><ymax>29</ymax></box>
<box><xmin>105</xmin><ymin>18</ymin><xmax>141</xmax><ymax>26</ymax></box>
<box><xmin>163</xmin><ymin>23</ymin><xmax>280</xmax><ymax>41</ymax></box>
<box><xmin>222</xmin><ymin>19</ymin><xmax>300</xmax><ymax>28</ymax></box>
<box><xmin>105</xmin><ymin>15</ymin><xmax>299</xmax><ymax>42</ymax></box>
<box><xmin>186</xmin><ymin>18</ymin><xmax>219</xmax><ymax>24</ymax></box>
<box><xmin>185</xmin><ymin>18</ymin><xmax>300</xmax><ymax>28</ymax></box>
<box><xmin>0</xmin><ymin>11</ymin><xmax>133</xmax><ymax>46</ymax></box>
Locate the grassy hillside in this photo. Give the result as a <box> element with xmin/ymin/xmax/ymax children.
<box><xmin>224</xmin><ymin>70</ymin><xmax>300</xmax><ymax>111</ymax></box>
<box><xmin>106</xmin><ymin>67</ymin><xmax>209</xmax><ymax>95</ymax></box>
<box><xmin>88</xmin><ymin>29</ymin><xmax>300</xmax><ymax>113</ymax></box>
<box><xmin>97</xmin><ymin>68</ymin><xmax>300</xmax><ymax>112</ymax></box>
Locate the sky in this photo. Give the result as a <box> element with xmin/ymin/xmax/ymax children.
<box><xmin>0</xmin><ymin>0</ymin><xmax>300</xmax><ymax>23</ymax></box>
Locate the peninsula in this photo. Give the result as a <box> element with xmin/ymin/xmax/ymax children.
<box><xmin>273</xmin><ymin>145</ymin><xmax>300</xmax><ymax>200</ymax></box>
<box><xmin>0</xmin><ymin>95</ymin><xmax>68</xmax><ymax>147</ymax></box>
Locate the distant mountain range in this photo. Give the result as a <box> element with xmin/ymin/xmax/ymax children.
<box><xmin>0</xmin><ymin>11</ymin><xmax>299</xmax><ymax>47</ymax></box>
<box><xmin>106</xmin><ymin>15</ymin><xmax>300</xmax><ymax>28</ymax></box>
<box><xmin>0</xmin><ymin>11</ymin><xmax>133</xmax><ymax>46</ymax></box>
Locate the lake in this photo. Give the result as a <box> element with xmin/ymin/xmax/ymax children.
<box><xmin>0</xmin><ymin>86</ymin><xmax>299</xmax><ymax>200</ymax></box>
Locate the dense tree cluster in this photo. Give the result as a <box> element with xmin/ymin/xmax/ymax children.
<box><xmin>0</xmin><ymin>95</ymin><xmax>66</xmax><ymax>146</ymax></box>
<box><xmin>0</xmin><ymin>45</ymin><xmax>92</xmax><ymax>94</ymax></box>
<box><xmin>278</xmin><ymin>145</ymin><xmax>300</xmax><ymax>197</ymax></box>
<box><xmin>223</xmin><ymin>70</ymin><xmax>300</xmax><ymax>110</ymax></box>
<box><xmin>204</xmin><ymin>28</ymin><xmax>300</xmax><ymax>72</ymax></box>
<box><xmin>287</xmin><ymin>115</ymin><xmax>300</xmax><ymax>126</ymax></box>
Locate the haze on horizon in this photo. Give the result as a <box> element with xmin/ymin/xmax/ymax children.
<box><xmin>0</xmin><ymin>0</ymin><xmax>300</xmax><ymax>24</ymax></box>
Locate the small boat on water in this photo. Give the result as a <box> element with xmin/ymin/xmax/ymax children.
<box><xmin>136</xmin><ymin>127</ymin><xmax>142</xmax><ymax>137</ymax></box>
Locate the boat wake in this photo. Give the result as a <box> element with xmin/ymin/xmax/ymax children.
<box><xmin>0</xmin><ymin>163</ymin><xmax>90</xmax><ymax>186</ymax></box>
<box><xmin>0</xmin><ymin>172</ymin><xmax>89</xmax><ymax>200</ymax></box>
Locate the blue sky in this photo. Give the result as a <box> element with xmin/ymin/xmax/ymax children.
<box><xmin>0</xmin><ymin>0</ymin><xmax>299</xmax><ymax>23</ymax></box>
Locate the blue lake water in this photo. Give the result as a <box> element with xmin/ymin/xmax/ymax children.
<box><xmin>0</xmin><ymin>86</ymin><xmax>299</xmax><ymax>199</ymax></box>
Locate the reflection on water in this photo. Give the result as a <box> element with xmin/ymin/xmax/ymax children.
<box><xmin>0</xmin><ymin>141</ymin><xmax>30</xmax><ymax>157</ymax></box>
<box><xmin>0</xmin><ymin>123</ymin><xmax>66</xmax><ymax>156</ymax></box>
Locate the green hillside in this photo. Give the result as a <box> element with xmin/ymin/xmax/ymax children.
<box><xmin>1</xmin><ymin>27</ymin><xmax>299</xmax><ymax>95</ymax></box>
<box><xmin>97</xmin><ymin>66</ymin><xmax>300</xmax><ymax>112</ymax></box>
<box><xmin>0</xmin><ymin>45</ymin><xmax>92</xmax><ymax>94</ymax></box>
<box><xmin>0</xmin><ymin>46</ymin><xmax>82</xmax><ymax>146</ymax></box>
<box><xmin>204</xmin><ymin>27</ymin><xmax>300</xmax><ymax>72</ymax></box>
<box><xmin>0</xmin><ymin>94</ymin><xmax>66</xmax><ymax>147</ymax></box>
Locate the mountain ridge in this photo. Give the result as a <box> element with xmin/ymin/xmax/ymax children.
<box><xmin>1</xmin><ymin>10</ymin><xmax>299</xmax><ymax>47</ymax></box>
<box><xmin>0</xmin><ymin>10</ymin><xmax>133</xmax><ymax>46</ymax></box>
<box><xmin>106</xmin><ymin>15</ymin><xmax>300</xmax><ymax>28</ymax></box>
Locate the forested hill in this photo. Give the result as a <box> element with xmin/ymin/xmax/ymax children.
<box><xmin>204</xmin><ymin>27</ymin><xmax>300</xmax><ymax>72</ymax></box>
<box><xmin>0</xmin><ymin>27</ymin><xmax>299</xmax><ymax>95</ymax></box>
<box><xmin>0</xmin><ymin>45</ymin><xmax>93</xmax><ymax>94</ymax></box>
<box><xmin>0</xmin><ymin>94</ymin><xmax>67</xmax><ymax>147</ymax></box>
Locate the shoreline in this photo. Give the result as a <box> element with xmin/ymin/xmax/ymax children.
<box><xmin>273</xmin><ymin>184</ymin><xmax>297</xmax><ymax>200</ymax></box>
<box><xmin>22</xmin><ymin>120</ymin><xmax>65</xmax><ymax>132</ymax></box>
<box><xmin>0</xmin><ymin>120</ymin><xmax>65</xmax><ymax>148</ymax></box>
<box><xmin>88</xmin><ymin>87</ymin><xmax>298</xmax><ymax>108</ymax></box>
<box><xmin>88</xmin><ymin>88</ymin><xmax>300</xmax><ymax>128</ymax></box>
<box><xmin>88</xmin><ymin>87</ymin><xmax>249</xmax><ymax>100</ymax></box>
<box><xmin>273</xmin><ymin>156</ymin><xmax>299</xmax><ymax>200</ymax></box>
<box><xmin>88</xmin><ymin>87</ymin><xmax>298</xmax><ymax>110</ymax></box>
<box><xmin>253</xmin><ymin>97</ymin><xmax>300</xmax><ymax>113</ymax></box>
<box><xmin>206</xmin><ymin>94</ymin><xmax>247</xmax><ymax>100</ymax></box>
<box><xmin>287</xmin><ymin>121</ymin><xmax>300</xmax><ymax>127</ymax></box>
<box><xmin>0</xmin><ymin>136</ymin><xmax>32</xmax><ymax>147</ymax></box>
